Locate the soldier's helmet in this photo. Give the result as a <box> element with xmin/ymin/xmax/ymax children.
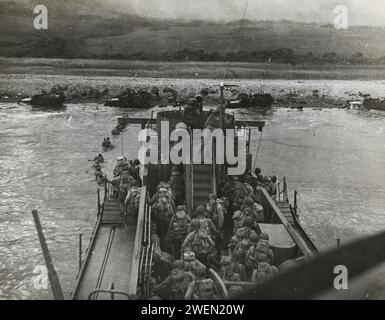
<box><xmin>250</xmin><ymin>233</ymin><xmax>259</xmax><ymax>243</ymax></box>
<box><xmin>254</xmin><ymin>203</ymin><xmax>264</xmax><ymax>213</ymax></box>
<box><xmin>175</xmin><ymin>205</ymin><xmax>185</xmax><ymax>215</ymax></box>
<box><xmin>194</xmin><ymin>265</ymin><xmax>207</xmax><ymax>277</ymax></box>
<box><xmin>195</xmin><ymin>205</ymin><xmax>206</xmax><ymax>216</ymax></box>
<box><xmin>244</xmin><ymin>197</ymin><xmax>254</xmax><ymax>206</ymax></box>
<box><xmin>240</xmin><ymin>238</ymin><xmax>250</xmax><ymax>248</ymax></box>
<box><xmin>195</xmin><ymin>95</ymin><xmax>203</xmax><ymax>103</ymax></box>
<box><xmin>208</xmin><ymin>193</ymin><xmax>217</xmax><ymax>200</ymax></box>
<box><xmin>183</xmin><ymin>251</ymin><xmax>195</xmax><ymax>261</ymax></box>
<box><xmin>175</xmin><ymin>122</ymin><xmax>188</xmax><ymax>130</ymax></box>
<box><xmin>259</xmin><ymin>232</ymin><xmax>269</xmax><ymax>241</ymax></box>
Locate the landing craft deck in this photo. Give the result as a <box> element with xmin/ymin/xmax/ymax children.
<box><xmin>74</xmin><ymin>225</ymin><xmax>135</xmax><ymax>300</ymax></box>
<box><xmin>70</xmin><ymin>96</ymin><xmax>319</xmax><ymax>300</ymax></box>
<box><xmin>71</xmin><ymin>195</ymin><xmax>144</xmax><ymax>300</ymax></box>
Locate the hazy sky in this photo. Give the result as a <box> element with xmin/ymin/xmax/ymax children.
<box><xmin>112</xmin><ymin>0</ymin><xmax>385</xmax><ymax>26</ymax></box>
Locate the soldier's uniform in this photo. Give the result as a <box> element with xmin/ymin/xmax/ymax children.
<box><xmin>185</xmin><ymin>265</ymin><xmax>218</xmax><ymax>300</ymax></box>
<box><xmin>232</xmin><ymin>210</ymin><xmax>247</xmax><ymax>233</ymax></box>
<box><xmin>152</xmin><ymin>197</ymin><xmax>173</xmax><ymax>251</ymax></box>
<box><xmin>165</xmin><ymin>206</ymin><xmax>190</xmax><ymax>258</ymax></box>
<box><xmin>205</xmin><ymin>194</ymin><xmax>225</xmax><ymax>233</ymax></box>
<box><xmin>253</xmin><ymin>233</ymin><xmax>275</xmax><ymax>265</ymax></box>
<box><xmin>182</xmin><ymin>228</ymin><xmax>216</xmax><ymax>267</ymax></box>
<box><xmin>168</xmin><ymin>166</ymin><xmax>185</xmax><ymax>206</ymax></box>
<box><xmin>182</xmin><ymin>250</ymin><xmax>205</xmax><ymax>277</ymax></box>
<box><xmin>251</xmin><ymin>262</ymin><xmax>279</xmax><ymax>285</ymax></box>
<box><xmin>153</xmin><ymin>260</ymin><xmax>193</xmax><ymax>300</ymax></box>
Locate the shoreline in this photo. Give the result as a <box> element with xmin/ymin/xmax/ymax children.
<box><xmin>1</xmin><ymin>72</ymin><xmax>384</xmax><ymax>109</ymax></box>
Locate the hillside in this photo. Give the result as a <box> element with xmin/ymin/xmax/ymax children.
<box><xmin>1</xmin><ymin>0</ymin><xmax>385</xmax><ymax>63</ymax></box>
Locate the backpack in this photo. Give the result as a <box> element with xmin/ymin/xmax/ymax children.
<box><xmin>170</xmin><ymin>217</ymin><xmax>189</xmax><ymax>238</ymax></box>
<box><xmin>195</xmin><ymin>279</ymin><xmax>215</xmax><ymax>299</ymax></box>
<box><xmin>191</xmin><ymin>232</ymin><xmax>212</xmax><ymax>255</ymax></box>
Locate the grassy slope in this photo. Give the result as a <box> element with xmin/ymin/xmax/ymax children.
<box><xmin>1</xmin><ymin>1</ymin><xmax>385</xmax><ymax>60</ymax></box>
<box><xmin>1</xmin><ymin>58</ymin><xmax>384</xmax><ymax>80</ymax></box>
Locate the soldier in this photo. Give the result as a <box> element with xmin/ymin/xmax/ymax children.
<box><xmin>185</xmin><ymin>265</ymin><xmax>218</xmax><ymax>300</ymax></box>
<box><xmin>182</xmin><ymin>248</ymin><xmax>205</xmax><ymax>277</ymax></box>
<box><xmin>151</xmin><ymin>183</ymin><xmax>175</xmax><ymax>211</ymax></box>
<box><xmin>165</xmin><ymin>205</ymin><xmax>191</xmax><ymax>258</ymax></box>
<box><xmin>229</xmin><ymin>217</ymin><xmax>258</xmax><ymax>254</ymax></box>
<box><xmin>267</xmin><ymin>175</ymin><xmax>278</xmax><ymax>200</ymax></box>
<box><xmin>243</xmin><ymin>182</ymin><xmax>255</xmax><ymax>199</ymax></box>
<box><xmin>183</xmin><ymin>95</ymin><xmax>204</xmax><ymax>129</ymax></box>
<box><xmin>244</xmin><ymin>233</ymin><xmax>260</xmax><ymax>278</ymax></box>
<box><xmin>152</xmin><ymin>197</ymin><xmax>173</xmax><ymax>251</ymax></box>
<box><xmin>168</xmin><ymin>165</ymin><xmax>185</xmax><ymax>206</ymax></box>
<box><xmin>118</xmin><ymin>171</ymin><xmax>134</xmax><ymax>213</ymax></box>
<box><xmin>153</xmin><ymin>260</ymin><xmax>193</xmax><ymax>300</ymax></box>
<box><xmin>227</xmin><ymin>273</ymin><xmax>243</xmax><ymax>297</ymax></box>
<box><xmin>251</xmin><ymin>262</ymin><xmax>279</xmax><ymax>285</ymax></box>
<box><xmin>253</xmin><ymin>232</ymin><xmax>275</xmax><ymax>265</ymax></box>
<box><xmin>124</xmin><ymin>180</ymin><xmax>142</xmax><ymax>219</ymax></box>
<box><xmin>205</xmin><ymin>194</ymin><xmax>225</xmax><ymax>235</ymax></box>
<box><xmin>234</xmin><ymin>238</ymin><xmax>252</xmax><ymax>264</ymax></box>
<box><xmin>220</xmin><ymin>255</ymin><xmax>233</xmax><ymax>280</ymax></box>
<box><xmin>232</xmin><ymin>209</ymin><xmax>247</xmax><ymax>233</ymax></box>
<box><xmin>190</xmin><ymin>205</ymin><xmax>217</xmax><ymax>236</ymax></box>
<box><xmin>182</xmin><ymin>227</ymin><xmax>216</xmax><ymax>267</ymax></box>
<box><xmin>229</xmin><ymin>250</ymin><xmax>248</xmax><ymax>281</ymax></box>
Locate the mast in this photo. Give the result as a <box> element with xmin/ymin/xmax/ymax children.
<box><xmin>219</xmin><ymin>81</ymin><xmax>224</xmax><ymax>129</ymax></box>
<box><xmin>218</xmin><ymin>82</ymin><xmax>225</xmax><ymax>189</ymax></box>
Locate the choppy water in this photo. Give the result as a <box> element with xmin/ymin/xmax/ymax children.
<box><xmin>0</xmin><ymin>103</ymin><xmax>384</xmax><ymax>299</ymax></box>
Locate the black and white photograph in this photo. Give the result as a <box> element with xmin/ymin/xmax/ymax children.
<box><xmin>0</xmin><ymin>0</ymin><xmax>385</xmax><ymax>306</ymax></box>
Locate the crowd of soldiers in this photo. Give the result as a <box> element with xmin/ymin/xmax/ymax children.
<box><xmin>146</xmin><ymin>167</ymin><xmax>280</xmax><ymax>300</ymax></box>
<box><xmin>91</xmin><ymin>153</ymin><xmax>107</xmax><ymax>185</ymax></box>
<box><xmin>110</xmin><ymin>157</ymin><xmax>143</xmax><ymax>215</ymax></box>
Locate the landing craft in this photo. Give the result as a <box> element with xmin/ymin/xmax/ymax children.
<box><xmin>31</xmin><ymin>83</ymin><xmax>385</xmax><ymax>300</ymax></box>
<box><xmin>362</xmin><ymin>98</ymin><xmax>385</xmax><ymax>111</ymax></box>
<box><xmin>18</xmin><ymin>93</ymin><xmax>65</xmax><ymax>108</ymax></box>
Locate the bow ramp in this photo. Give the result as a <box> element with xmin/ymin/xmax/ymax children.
<box><xmin>71</xmin><ymin>184</ymin><xmax>148</xmax><ymax>300</ymax></box>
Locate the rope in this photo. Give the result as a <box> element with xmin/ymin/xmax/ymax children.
<box><xmin>252</xmin><ymin>130</ymin><xmax>263</xmax><ymax>171</ymax></box>
<box><xmin>240</xmin><ymin>0</ymin><xmax>250</xmax><ymax>29</ymax></box>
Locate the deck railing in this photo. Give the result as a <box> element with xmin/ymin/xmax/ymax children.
<box><xmin>87</xmin><ymin>283</ymin><xmax>130</xmax><ymax>300</ymax></box>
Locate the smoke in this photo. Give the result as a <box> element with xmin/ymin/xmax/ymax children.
<box><xmin>1</xmin><ymin>0</ymin><xmax>384</xmax><ymax>26</ymax></box>
<box><xmin>115</xmin><ymin>0</ymin><xmax>385</xmax><ymax>26</ymax></box>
